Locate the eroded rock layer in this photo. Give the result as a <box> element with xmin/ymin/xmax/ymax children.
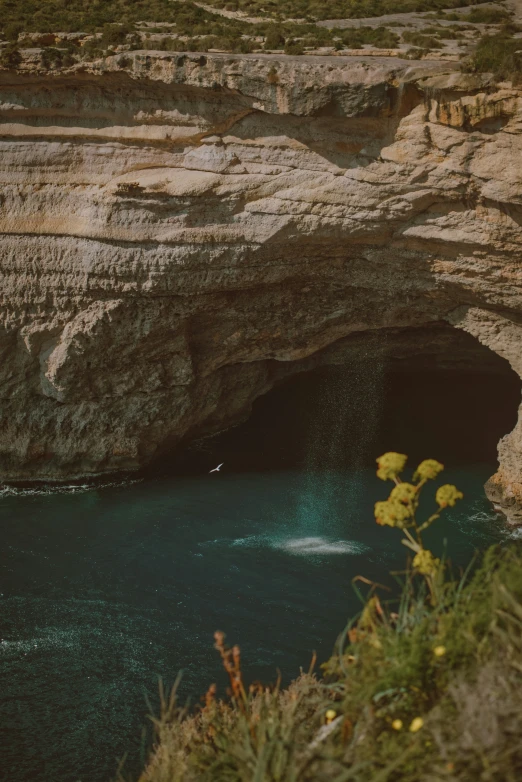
<box><xmin>1</xmin><ymin>53</ymin><xmax>522</xmax><ymax>519</ymax></box>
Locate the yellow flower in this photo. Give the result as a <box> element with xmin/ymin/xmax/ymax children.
<box><xmin>389</xmin><ymin>482</ymin><xmax>417</xmax><ymax>504</ymax></box>
<box><xmin>436</xmin><ymin>484</ymin><xmax>464</xmax><ymax>508</ymax></box>
<box><xmin>413</xmin><ymin>548</ymin><xmax>440</xmax><ymax>576</ymax></box>
<box><xmin>374</xmin><ymin>499</ymin><xmax>412</xmax><ymax>529</ymax></box>
<box><xmin>392</xmin><ymin>719</ymin><xmax>403</xmax><ymax>731</ymax></box>
<box><xmin>413</xmin><ymin>459</ymin><xmax>444</xmax><ymax>482</ymax></box>
<box><xmin>409</xmin><ymin>717</ymin><xmax>424</xmax><ymax>733</ymax></box>
<box><xmin>325</xmin><ymin>709</ymin><xmax>337</xmax><ymax>724</ymax></box>
<box><xmin>434</xmin><ymin>645</ymin><xmax>446</xmax><ymax>657</ymax></box>
<box><xmin>376</xmin><ymin>452</ymin><xmax>407</xmax><ymax>481</ymax></box>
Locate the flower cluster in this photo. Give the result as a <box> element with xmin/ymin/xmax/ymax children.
<box><xmin>389</xmin><ymin>482</ymin><xmax>417</xmax><ymax>503</ymax></box>
<box><xmin>374</xmin><ymin>499</ymin><xmax>412</xmax><ymax>529</ymax></box>
<box><xmin>373</xmin><ymin>452</ymin><xmax>463</xmax><ymax>606</ymax></box>
<box><xmin>436</xmin><ymin>484</ymin><xmax>464</xmax><ymax>508</ymax></box>
<box><xmin>413</xmin><ymin>548</ymin><xmax>440</xmax><ymax>576</ymax></box>
<box><xmin>374</xmin><ymin>482</ymin><xmax>419</xmax><ymax>529</ymax></box>
<box><xmin>413</xmin><ymin>459</ymin><xmax>444</xmax><ymax>481</ymax></box>
<box><xmin>376</xmin><ymin>452</ymin><xmax>407</xmax><ymax>481</ymax></box>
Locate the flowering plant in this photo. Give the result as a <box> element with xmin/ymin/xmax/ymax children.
<box><xmin>374</xmin><ymin>452</ymin><xmax>463</xmax><ymax>591</ymax></box>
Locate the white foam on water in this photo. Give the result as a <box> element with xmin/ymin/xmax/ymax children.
<box><xmin>276</xmin><ymin>536</ymin><xmax>368</xmax><ymax>556</ymax></box>
<box><xmin>0</xmin><ymin>478</ymin><xmax>142</xmax><ymax>498</ymax></box>
<box><xmin>231</xmin><ymin>535</ymin><xmax>266</xmax><ymax>548</ymax></box>
<box><xmin>467</xmin><ymin>511</ymin><xmax>497</xmax><ymax>523</ymax></box>
<box><xmin>0</xmin><ymin>630</ymin><xmax>81</xmax><ymax>658</ymax></box>
<box><xmin>202</xmin><ymin>533</ymin><xmax>368</xmax><ymax>556</ymax></box>
<box><xmin>200</xmin><ymin>534</ymin><xmax>267</xmax><ymax>549</ymax></box>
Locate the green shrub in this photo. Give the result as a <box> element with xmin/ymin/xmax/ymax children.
<box><xmin>338</xmin><ymin>25</ymin><xmax>399</xmax><ymax>49</ymax></box>
<box><xmin>3</xmin><ymin>21</ymin><xmax>23</xmax><ymax>41</ymax></box>
<box><xmin>402</xmin><ymin>30</ymin><xmax>443</xmax><ymax>48</ymax></box>
<box><xmin>466</xmin><ymin>31</ymin><xmax>522</xmax><ymax>80</ymax></box>
<box><xmin>405</xmin><ymin>46</ymin><xmax>428</xmax><ymax>59</ymax></box>
<box><xmin>465</xmin><ymin>7</ymin><xmax>510</xmax><ymax>24</ymax></box>
<box><xmin>421</xmin><ymin>24</ymin><xmax>461</xmax><ymax>39</ymax></box>
<box><xmin>0</xmin><ymin>43</ymin><xmax>22</xmax><ymax>67</ymax></box>
<box><xmin>264</xmin><ymin>26</ymin><xmax>285</xmax><ymax>50</ymax></box>
<box><xmin>40</xmin><ymin>46</ymin><xmax>76</xmax><ymax>69</ymax></box>
<box><xmin>117</xmin><ymin>54</ymin><xmax>132</xmax><ymax>68</ymax></box>
<box><xmin>284</xmin><ymin>38</ymin><xmax>305</xmax><ymax>55</ymax></box>
<box><xmin>99</xmin><ymin>23</ymin><xmax>134</xmax><ymax>47</ymax></box>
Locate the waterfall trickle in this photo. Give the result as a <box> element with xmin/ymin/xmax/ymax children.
<box><xmin>294</xmin><ymin>352</ymin><xmax>386</xmax><ymax>532</ymax></box>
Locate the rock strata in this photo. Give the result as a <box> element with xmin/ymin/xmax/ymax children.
<box><xmin>1</xmin><ymin>52</ymin><xmax>521</xmax><ymax>520</ymax></box>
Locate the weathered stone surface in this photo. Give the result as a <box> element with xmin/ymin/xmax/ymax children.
<box><xmin>0</xmin><ymin>53</ymin><xmax>521</xmax><ymax>520</ymax></box>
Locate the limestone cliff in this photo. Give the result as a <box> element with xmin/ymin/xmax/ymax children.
<box><xmin>1</xmin><ymin>52</ymin><xmax>522</xmax><ymax>521</ymax></box>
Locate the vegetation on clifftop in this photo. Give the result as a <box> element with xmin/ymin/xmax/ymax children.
<box><xmin>0</xmin><ymin>1</ymin><xmax>224</xmax><ymax>37</ymax></box>
<box><xmin>0</xmin><ymin>0</ymin><xmax>516</xmax><ymax>66</ymax></box>
<box><xmin>191</xmin><ymin>0</ymin><xmax>481</xmax><ymax>22</ymax></box>
<box><xmin>135</xmin><ymin>456</ymin><xmax>522</xmax><ymax>782</ymax></box>
<box><xmin>0</xmin><ymin>0</ymin><xmax>481</xmax><ymax>37</ymax></box>
<box><xmin>0</xmin><ymin>0</ymin><xmax>407</xmax><ymax>56</ymax></box>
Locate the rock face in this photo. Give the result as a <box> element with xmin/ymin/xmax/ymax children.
<box><xmin>1</xmin><ymin>52</ymin><xmax>522</xmax><ymax>519</ymax></box>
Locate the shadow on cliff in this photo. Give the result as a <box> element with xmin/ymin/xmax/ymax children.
<box><xmin>152</xmin><ymin>325</ymin><xmax>520</xmax><ymax>479</ymax></box>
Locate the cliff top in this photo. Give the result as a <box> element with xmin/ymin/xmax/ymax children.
<box><xmin>0</xmin><ymin>0</ymin><xmax>520</xmax><ymax>80</ymax></box>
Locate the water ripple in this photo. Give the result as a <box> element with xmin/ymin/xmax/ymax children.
<box><xmin>0</xmin><ymin>478</ymin><xmax>142</xmax><ymax>498</ymax></box>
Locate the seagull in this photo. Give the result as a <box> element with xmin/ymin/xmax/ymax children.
<box><xmin>209</xmin><ymin>463</ymin><xmax>224</xmax><ymax>474</ymax></box>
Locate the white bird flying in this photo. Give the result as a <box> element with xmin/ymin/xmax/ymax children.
<box><xmin>209</xmin><ymin>463</ymin><xmax>224</xmax><ymax>474</ymax></box>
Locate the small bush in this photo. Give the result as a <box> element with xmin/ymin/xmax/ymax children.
<box><xmin>405</xmin><ymin>46</ymin><xmax>427</xmax><ymax>59</ymax></box>
<box><xmin>117</xmin><ymin>54</ymin><xmax>132</xmax><ymax>68</ymax></box>
<box><xmin>465</xmin><ymin>7</ymin><xmax>510</xmax><ymax>24</ymax></box>
<box><xmin>3</xmin><ymin>21</ymin><xmax>23</xmax><ymax>42</ymax></box>
<box><xmin>264</xmin><ymin>26</ymin><xmax>285</xmax><ymax>50</ymax></box>
<box><xmin>466</xmin><ymin>31</ymin><xmax>522</xmax><ymax>81</ymax></box>
<box><xmin>0</xmin><ymin>43</ymin><xmax>22</xmax><ymax>67</ymax></box>
<box><xmin>402</xmin><ymin>30</ymin><xmax>443</xmax><ymax>49</ymax></box>
<box><xmin>338</xmin><ymin>25</ymin><xmax>399</xmax><ymax>50</ymax></box>
<box><xmin>233</xmin><ymin>37</ymin><xmax>253</xmax><ymax>53</ymax></box>
<box><xmin>284</xmin><ymin>39</ymin><xmax>304</xmax><ymax>55</ymax></box>
<box><xmin>421</xmin><ymin>24</ymin><xmax>460</xmax><ymax>39</ymax></box>
<box><xmin>40</xmin><ymin>46</ymin><xmax>76</xmax><ymax>69</ymax></box>
<box><xmin>99</xmin><ymin>23</ymin><xmax>134</xmax><ymax>48</ymax></box>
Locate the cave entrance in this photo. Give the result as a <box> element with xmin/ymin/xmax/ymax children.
<box><xmin>175</xmin><ymin>325</ymin><xmax>521</xmax><ymax>479</ymax></box>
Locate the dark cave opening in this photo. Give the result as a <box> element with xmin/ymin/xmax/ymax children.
<box><xmin>168</xmin><ymin>328</ymin><xmax>521</xmax><ymax>477</ymax></box>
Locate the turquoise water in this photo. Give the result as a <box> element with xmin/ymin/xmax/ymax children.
<box><xmin>0</xmin><ymin>368</ymin><xmax>517</xmax><ymax>781</ymax></box>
